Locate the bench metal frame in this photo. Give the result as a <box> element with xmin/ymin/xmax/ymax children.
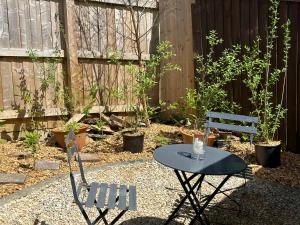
<box><xmin>203</xmin><ymin>111</ymin><xmax>258</xmax><ymax>212</ymax></box>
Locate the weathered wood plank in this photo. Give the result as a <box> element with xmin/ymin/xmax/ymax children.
<box><xmin>0</xmin><ymin>0</ymin><xmax>10</xmax><ymax>48</ymax></box>
<box><xmin>40</xmin><ymin>0</ymin><xmax>52</xmax><ymax>49</ymax></box>
<box><xmin>0</xmin><ymin>61</ymin><xmax>14</xmax><ymax>109</ymax></box>
<box><xmin>7</xmin><ymin>0</ymin><xmax>20</xmax><ymax>48</ymax></box>
<box><xmin>17</xmin><ymin>0</ymin><xmax>27</xmax><ymax>48</ymax></box>
<box><xmin>24</xmin><ymin>0</ymin><xmax>32</xmax><ymax>48</ymax></box>
<box><xmin>64</xmin><ymin>0</ymin><xmax>82</xmax><ymax>112</ymax></box>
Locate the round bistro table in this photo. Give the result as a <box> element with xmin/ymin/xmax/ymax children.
<box><xmin>154</xmin><ymin>144</ymin><xmax>247</xmax><ymax>225</ymax></box>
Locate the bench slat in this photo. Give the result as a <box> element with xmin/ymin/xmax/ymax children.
<box><xmin>206</xmin><ymin>121</ymin><xmax>257</xmax><ymax>134</ymax></box>
<box><xmin>207</xmin><ymin>111</ymin><xmax>259</xmax><ymax>123</ymax></box>
<box><xmin>97</xmin><ymin>183</ymin><xmax>108</xmax><ymax>208</ymax></box>
<box><xmin>118</xmin><ymin>185</ymin><xmax>127</xmax><ymax>210</ymax></box>
<box><xmin>108</xmin><ymin>184</ymin><xmax>117</xmax><ymax>209</ymax></box>
<box><xmin>128</xmin><ymin>185</ymin><xmax>137</xmax><ymax>210</ymax></box>
<box><xmin>85</xmin><ymin>182</ymin><xmax>99</xmax><ymax>208</ymax></box>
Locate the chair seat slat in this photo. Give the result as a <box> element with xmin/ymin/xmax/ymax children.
<box><xmin>108</xmin><ymin>184</ymin><xmax>117</xmax><ymax>209</ymax></box>
<box><xmin>118</xmin><ymin>185</ymin><xmax>127</xmax><ymax>210</ymax></box>
<box><xmin>128</xmin><ymin>185</ymin><xmax>137</xmax><ymax>210</ymax></box>
<box><xmin>96</xmin><ymin>183</ymin><xmax>108</xmax><ymax>208</ymax></box>
<box><xmin>85</xmin><ymin>182</ymin><xmax>99</xmax><ymax>208</ymax></box>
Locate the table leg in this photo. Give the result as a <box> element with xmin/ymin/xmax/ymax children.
<box><xmin>175</xmin><ymin>170</ymin><xmax>205</xmax><ymax>224</ymax></box>
<box><xmin>189</xmin><ymin>175</ymin><xmax>232</xmax><ymax>225</ymax></box>
<box><xmin>163</xmin><ymin>171</ymin><xmax>204</xmax><ymax>225</ymax></box>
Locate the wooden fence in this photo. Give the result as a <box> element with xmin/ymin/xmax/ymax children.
<box><xmin>0</xmin><ymin>0</ymin><xmax>158</xmax><ymax>138</ymax></box>
<box><xmin>192</xmin><ymin>0</ymin><xmax>300</xmax><ymax>152</ymax></box>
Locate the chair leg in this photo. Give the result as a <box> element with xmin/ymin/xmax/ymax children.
<box><xmin>109</xmin><ymin>210</ymin><xmax>127</xmax><ymax>225</ymax></box>
<box><xmin>93</xmin><ymin>208</ymin><xmax>109</xmax><ymax>225</ymax></box>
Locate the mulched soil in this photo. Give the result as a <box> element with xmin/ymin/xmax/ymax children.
<box><xmin>0</xmin><ymin>123</ymin><xmax>300</xmax><ymax>198</ymax></box>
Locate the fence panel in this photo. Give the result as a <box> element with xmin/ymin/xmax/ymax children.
<box><xmin>192</xmin><ymin>0</ymin><xmax>300</xmax><ymax>152</ymax></box>
<box><xmin>0</xmin><ymin>0</ymin><xmax>158</xmax><ymax>138</ymax></box>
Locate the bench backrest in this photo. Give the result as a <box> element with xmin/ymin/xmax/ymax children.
<box><xmin>205</xmin><ymin>111</ymin><xmax>259</xmax><ymax>144</ymax></box>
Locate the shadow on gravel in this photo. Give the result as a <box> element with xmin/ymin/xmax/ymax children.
<box><xmin>120</xmin><ymin>216</ymin><xmax>184</xmax><ymax>225</ymax></box>
<box><xmin>164</xmin><ymin>175</ymin><xmax>300</xmax><ymax>225</ymax></box>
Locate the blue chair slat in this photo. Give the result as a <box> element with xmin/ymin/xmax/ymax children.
<box><xmin>118</xmin><ymin>185</ymin><xmax>128</xmax><ymax>210</ymax></box>
<box><xmin>206</xmin><ymin>121</ymin><xmax>257</xmax><ymax>134</ymax></box>
<box><xmin>206</xmin><ymin>111</ymin><xmax>259</xmax><ymax>123</ymax></box>
<box><xmin>108</xmin><ymin>184</ymin><xmax>117</xmax><ymax>209</ymax></box>
<box><xmin>129</xmin><ymin>186</ymin><xmax>137</xmax><ymax>210</ymax></box>
<box><xmin>96</xmin><ymin>183</ymin><xmax>108</xmax><ymax>208</ymax></box>
<box><xmin>85</xmin><ymin>182</ymin><xmax>99</xmax><ymax>208</ymax></box>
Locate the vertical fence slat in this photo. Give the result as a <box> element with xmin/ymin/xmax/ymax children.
<box><xmin>286</xmin><ymin>3</ymin><xmax>298</xmax><ymax>152</ymax></box>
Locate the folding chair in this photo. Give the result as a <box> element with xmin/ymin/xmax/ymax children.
<box><xmin>202</xmin><ymin>111</ymin><xmax>258</xmax><ymax>212</ymax></box>
<box><xmin>65</xmin><ymin>129</ymin><xmax>137</xmax><ymax>225</ymax></box>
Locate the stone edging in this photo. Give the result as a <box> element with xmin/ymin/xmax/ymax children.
<box><xmin>0</xmin><ymin>159</ymin><xmax>152</xmax><ymax>207</ymax></box>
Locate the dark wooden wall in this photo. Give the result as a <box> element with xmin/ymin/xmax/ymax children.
<box><xmin>192</xmin><ymin>0</ymin><xmax>300</xmax><ymax>152</ymax></box>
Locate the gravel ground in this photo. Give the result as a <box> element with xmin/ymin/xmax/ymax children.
<box><xmin>0</xmin><ymin>161</ymin><xmax>299</xmax><ymax>225</ymax></box>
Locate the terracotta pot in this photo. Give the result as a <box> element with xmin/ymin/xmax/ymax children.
<box><xmin>255</xmin><ymin>142</ymin><xmax>281</xmax><ymax>168</ymax></box>
<box><xmin>122</xmin><ymin>131</ymin><xmax>144</xmax><ymax>153</ymax></box>
<box><xmin>179</xmin><ymin>127</ymin><xmax>216</xmax><ymax>146</ymax></box>
<box><xmin>52</xmin><ymin>124</ymin><xmax>89</xmax><ymax>150</ymax></box>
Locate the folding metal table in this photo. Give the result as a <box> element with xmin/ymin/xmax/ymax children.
<box><xmin>154</xmin><ymin>144</ymin><xmax>247</xmax><ymax>225</ymax></box>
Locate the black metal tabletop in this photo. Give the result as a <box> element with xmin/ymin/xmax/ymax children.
<box><xmin>154</xmin><ymin>144</ymin><xmax>247</xmax><ymax>175</ymax></box>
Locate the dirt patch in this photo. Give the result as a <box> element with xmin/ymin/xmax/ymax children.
<box><xmin>0</xmin><ymin>123</ymin><xmax>181</xmax><ymax>198</ymax></box>
<box><xmin>0</xmin><ymin>124</ymin><xmax>300</xmax><ymax>198</ymax></box>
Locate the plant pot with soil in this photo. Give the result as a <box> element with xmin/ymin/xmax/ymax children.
<box><xmin>179</xmin><ymin>126</ymin><xmax>216</xmax><ymax>146</ymax></box>
<box><xmin>120</xmin><ymin>42</ymin><xmax>179</xmax><ymax>153</ymax></box>
<box><xmin>241</xmin><ymin>2</ymin><xmax>290</xmax><ymax>168</ymax></box>
<box><xmin>255</xmin><ymin>141</ymin><xmax>281</xmax><ymax>168</ymax></box>
<box><xmin>122</xmin><ymin>130</ymin><xmax>145</xmax><ymax>153</ymax></box>
<box><xmin>52</xmin><ymin>122</ymin><xmax>89</xmax><ymax>150</ymax></box>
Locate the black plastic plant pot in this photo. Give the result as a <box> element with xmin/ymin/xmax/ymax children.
<box><xmin>255</xmin><ymin>143</ymin><xmax>281</xmax><ymax>168</ymax></box>
<box><xmin>122</xmin><ymin>131</ymin><xmax>144</xmax><ymax>153</ymax></box>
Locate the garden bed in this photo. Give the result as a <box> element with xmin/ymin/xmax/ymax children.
<box><xmin>0</xmin><ymin>123</ymin><xmax>300</xmax><ymax>198</ymax></box>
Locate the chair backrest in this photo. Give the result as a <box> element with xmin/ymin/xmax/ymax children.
<box><xmin>205</xmin><ymin>111</ymin><xmax>258</xmax><ymax>144</ymax></box>
<box><xmin>65</xmin><ymin>129</ymin><xmax>87</xmax><ymax>203</ymax></box>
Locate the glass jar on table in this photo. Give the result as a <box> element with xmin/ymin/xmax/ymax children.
<box><xmin>192</xmin><ymin>120</ymin><xmax>206</xmax><ymax>160</ymax></box>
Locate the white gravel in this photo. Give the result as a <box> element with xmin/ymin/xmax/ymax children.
<box><xmin>0</xmin><ymin>161</ymin><xmax>299</xmax><ymax>225</ymax></box>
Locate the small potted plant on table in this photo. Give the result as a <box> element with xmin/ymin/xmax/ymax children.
<box><xmin>242</xmin><ymin>0</ymin><xmax>290</xmax><ymax>167</ymax></box>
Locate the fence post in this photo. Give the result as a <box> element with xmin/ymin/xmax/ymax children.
<box><xmin>159</xmin><ymin>0</ymin><xmax>195</xmax><ymax>104</ymax></box>
<box><xmin>64</xmin><ymin>0</ymin><xmax>82</xmax><ymax>113</ymax></box>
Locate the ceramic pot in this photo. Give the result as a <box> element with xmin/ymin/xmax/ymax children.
<box><xmin>179</xmin><ymin>127</ymin><xmax>216</xmax><ymax>146</ymax></box>
<box><xmin>52</xmin><ymin>124</ymin><xmax>89</xmax><ymax>150</ymax></box>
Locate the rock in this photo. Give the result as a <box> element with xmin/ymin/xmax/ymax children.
<box><xmin>88</xmin><ymin>133</ymin><xmax>110</xmax><ymax>140</ymax></box>
<box><xmin>35</xmin><ymin>160</ymin><xmax>60</xmax><ymax>170</ymax></box>
<box><xmin>0</xmin><ymin>173</ymin><xmax>26</xmax><ymax>184</ymax></box>
<box><xmin>9</xmin><ymin>152</ymin><xmax>31</xmax><ymax>159</ymax></box>
<box><xmin>76</xmin><ymin>153</ymin><xmax>100</xmax><ymax>162</ymax></box>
